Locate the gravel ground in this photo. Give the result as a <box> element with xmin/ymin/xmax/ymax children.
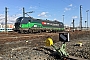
<box><xmin>0</xmin><ymin>40</ymin><xmax>55</xmax><ymax>60</ymax></box>
<box><xmin>0</xmin><ymin>31</ymin><xmax>90</xmax><ymax>60</ymax></box>
<box><xmin>0</xmin><ymin>39</ymin><xmax>90</xmax><ymax>60</ymax></box>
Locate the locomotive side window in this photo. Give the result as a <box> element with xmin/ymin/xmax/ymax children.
<box><xmin>28</xmin><ymin>20</ymin><xmax>31</xmax><ymax>22</ymax></box>
<box><xmin>21</xmin><ymin>18</ymin><xmax>28</xmax><ymax>24</ymax></box>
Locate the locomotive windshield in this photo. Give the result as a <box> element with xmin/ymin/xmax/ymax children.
<box><xmin>15</xmin><ymin>17</ymin><xmax>23</xmax><ymax>23</ymax></box>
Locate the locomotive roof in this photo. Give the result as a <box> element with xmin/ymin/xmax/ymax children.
<box><xmin>18</xmin><ymin>17</ymin><xmax>62</xmax><ymax>23</ymax></box>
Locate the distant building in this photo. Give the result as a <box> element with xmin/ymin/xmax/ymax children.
<box><xmin>0</xmin><ymin>24</ymin><xmax>14</xmax><ymax>28</ymax></box>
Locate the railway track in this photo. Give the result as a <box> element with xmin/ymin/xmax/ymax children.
<box><xmin>0</xmin><ymin>32</ymin><xmax>59</xmax><ymax>44</ymax></box>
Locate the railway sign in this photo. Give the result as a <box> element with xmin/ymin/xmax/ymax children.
<box><xmin>59</xmin><ymin>32</ymin><xmax>69</xmax><ymax>42</ymax></box>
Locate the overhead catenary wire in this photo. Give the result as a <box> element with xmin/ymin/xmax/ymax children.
<box><xmin>60</xmin><ymin>0</ymin><xmax>90</xmax><ymax>27</ymax></box>
<box><xmin>69</xmin><ymin>0</ymin><xmax>90</xmax><ymax>28</ymax></box>
<box><xmin>60</xmin><ymin>0</ymin><xmax>80</xmax><ymax>26</ymax></box>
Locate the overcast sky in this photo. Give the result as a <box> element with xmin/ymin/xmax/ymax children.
<box><xmin>0</xmin><ymin>0</ymin><xmax>90</xmax><ymax>27</ymax></box>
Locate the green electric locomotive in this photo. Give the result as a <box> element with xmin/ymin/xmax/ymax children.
<box><xmin>14</xmin><ymin>17</ymin><xmax>64</xmax><ymax>33</ymax></box>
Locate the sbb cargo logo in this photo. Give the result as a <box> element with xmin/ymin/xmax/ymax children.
<box><xmin>42</xmin><ymin>22</ymin><xmax>59</xmax><ymax>26</ymax></box>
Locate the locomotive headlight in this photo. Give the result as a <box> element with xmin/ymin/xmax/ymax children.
<box><xmin>20</xmin><ymin>25</ymin><xmax>21</xmax><ymax>27</ymax></box>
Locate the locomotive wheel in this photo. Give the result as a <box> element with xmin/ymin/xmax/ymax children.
<box><xmin>23</xmin><ymin>30</ymin><xmax>28</xmax><ymax>34</ymax></box>
<box><xmin>28</xmin><ymin>29</ymin><xmax>33</xmax><ymax>33</ymax></box>
<box><xmin>38</xmin><ymin>30</ymin><xmax>41</xmax><ymax>33</ymax></box>
<box><xmin>18</xmin><ymin>31</ymin><xmax>21</xmax><ymax>33</ymax></box>
<box><xmin>20</xmin><ymin>30</ymin><xmax>24</xmax><ymax>33</ymax></box>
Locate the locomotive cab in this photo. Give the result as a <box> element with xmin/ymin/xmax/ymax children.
<box><xmin>14</xmin><ymin>17</ymin><xmax>22</xmax><ymax>32</ymax></box>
